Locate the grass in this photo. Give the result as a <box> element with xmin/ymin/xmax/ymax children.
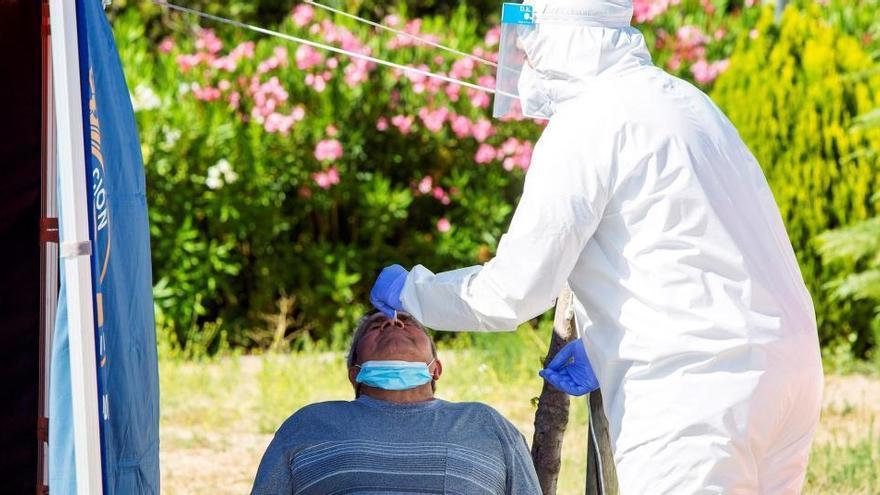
<box><xmin>159</xmin><ymin>329</ymin><xmax>880</xmax><ymax>494</ymax></box>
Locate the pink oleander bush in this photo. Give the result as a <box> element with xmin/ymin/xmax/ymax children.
<box><xmin>116</xmin><ymin>1</ymin><xmax>855</xmax><ymax>351</ymax></box>
<box><xmin>123</xmin><ymin>4</ymin><xmax>547</xmax><ymax>348</ymax></box>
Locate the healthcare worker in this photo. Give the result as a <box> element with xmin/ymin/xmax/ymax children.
<box><xmin>370</xmin><ymin>0</ymin><xmax>823</xmax><ymax>493</ymax></box>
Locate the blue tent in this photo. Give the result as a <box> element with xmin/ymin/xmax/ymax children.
<box><xmin>49</xmin><ymin>0</ymin><xmax>159</xmax><ymax>493</ymax></box>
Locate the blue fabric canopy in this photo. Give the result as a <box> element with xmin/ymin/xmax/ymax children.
<box><xmin>49</xmin><ymin>0</ymin><xmax>159</xmax><ymax>492</ymax></box>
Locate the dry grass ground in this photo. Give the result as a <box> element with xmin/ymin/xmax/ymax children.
<box><xmin>159</xmin><ymin>350</ymin><xmax>879</xmax><ymax>494</ymax></box>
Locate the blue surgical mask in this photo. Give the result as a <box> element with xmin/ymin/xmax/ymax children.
<box><xmin>355</xmin><ymin>359</ymin><xmax>436</xmax><ymax>391</ymax></box>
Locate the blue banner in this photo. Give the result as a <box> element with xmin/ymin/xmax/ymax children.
<box><xmin>50</xmin><ymin>0</ymin><xmax>159</xmax><ymax>493</ymax></box>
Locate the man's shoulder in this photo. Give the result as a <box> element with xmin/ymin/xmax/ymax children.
<box><xmin>278</xmin><ymin>400</ymin><xmax>353</xmax><ymax>430</ymax></box>
<box><xmin>441</xmin><ymin>400</ymin><xmax>517</xmax><ymax>428</ymax></box>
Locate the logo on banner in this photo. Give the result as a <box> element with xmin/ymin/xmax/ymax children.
<box><xmin>89</xmin><ymin>70</ymin><xmax>112</xmax><ymax>421</ymax></box>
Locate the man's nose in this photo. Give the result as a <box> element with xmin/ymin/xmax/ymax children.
<box><xmin>379</xmin><ymin>318</ymin><xmax>405</xmax><ymax>330</ymax></box>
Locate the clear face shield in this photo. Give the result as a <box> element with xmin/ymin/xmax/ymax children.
<box><xmin>493</xmin><ymin>3</ymin><xmax>537</xmax><ymax>119</ymax></box>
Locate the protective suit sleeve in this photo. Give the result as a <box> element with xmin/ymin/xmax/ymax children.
<box><xmin>400</xmin><ymin>119</ymin><xmax>610</xmax><ymax>331</ymax></box>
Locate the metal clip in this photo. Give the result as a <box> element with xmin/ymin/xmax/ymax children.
<box><xmin>60</xmin><ymin>240</ymin><xmax>92</xmax><ymax>259</ymax></box>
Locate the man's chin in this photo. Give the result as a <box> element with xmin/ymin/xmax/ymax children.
<box><xmin>371</xmin><ymin>346</ymin><xmax>425</xmax><ymax>362</ymax></box>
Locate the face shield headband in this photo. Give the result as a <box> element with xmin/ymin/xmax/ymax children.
<box><xmin>493</xmin><ymin>2</ymin><xmax>632</xmax><ymax>119</ymax></box>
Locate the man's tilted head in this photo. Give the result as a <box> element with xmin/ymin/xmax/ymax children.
<box><xmin>346</xmin><ymin>311</ymin><xmax>442</xmax><ymax>399</ymax></box>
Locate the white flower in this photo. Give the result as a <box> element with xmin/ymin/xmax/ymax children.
<box><xmin>224</xmin><ymin>170</ymin><xmax>238</xmax><ymax>184</ymax></box>
<box><xmin>178</xmin><ymin>82</ymin><xmax>191</xmax><ymax>95</ymax></box>
<box><xmin>205</xmin><ymin>175</ymin><xmax>223</xmax><ymax>190</ymax></box>
<box><xmin>205</xmin><ymin>159</ymin><xmax>238</xmax><ymax>189</ymax></box>
<box><xmin>163</xmin><ymin>128</ymin><xmax>181</xmax><ymax>147</ymax></box>
<box><xmin>215</xmin><ymin>159</ymin><xmax>232</xmax><ymax>174</ymax></box>
<box><xmin>130</xmin><ymin>84</ymin><xmax>160</xmax><ymax>112</ymax></box>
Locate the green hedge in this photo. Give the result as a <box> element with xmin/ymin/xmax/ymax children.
<box><xmin>711</xmin><ymin>3</ymin><xmax>880</xmax><ymax>357</ymax></box>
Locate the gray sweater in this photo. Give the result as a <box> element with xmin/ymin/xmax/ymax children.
<box><xmin>251</xmin><ymin>395</ymin><xmax>542</xmax><ymax>494</ymax></box>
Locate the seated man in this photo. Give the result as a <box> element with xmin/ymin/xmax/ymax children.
<box><xmin>252</xmin><ymin>311</ymin><xmax>541</xmax><ymax>495</ymax></box>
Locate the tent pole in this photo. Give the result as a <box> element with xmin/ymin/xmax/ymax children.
<box><xmin>38</xmin><ymin>0</ymin><xmax>59</xmax><ymax>493</ymax></box>
<box><xmin>47</xmin><ymin>0</ymin><xmax>104</xmax><ymax>493</ymax></box>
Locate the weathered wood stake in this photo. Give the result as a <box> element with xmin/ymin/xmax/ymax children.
<box><xmin>586</xmin><ymin>390</ymin><xmax>619</xmax><ymax>495</ymax></box>
<box><xmin>531</xmin><ymin>287</ymin><xmax>576</xmax><ymax>494</ymax></box>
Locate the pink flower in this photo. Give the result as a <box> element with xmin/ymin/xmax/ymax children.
<box><xmin>468</xmin><ymin>89</ymin><xmax>491</xmax><ymax>109</ymax></box>
<box><xmin>257</xmin><ymin>47</ymin><xmax>289</xmax><ymax>74</ymax></box>
<box><xmin>383</xmin><ymin>14</ymin><xmax>400</xmax><ymax>27</ymax></box>
<box><xmin>690</xmin><ymin>59</ymin><xmax>729</xmax><ymax>85</ymax></box>
<box><xmin>175</xmin><ymin>53</ymin><xmax>201</xmax><ymax>72</ymax></box>
<box><xmin>344</xmin><ymin>59</ymin><xmax>373</xmax><ymax>87</ymax></box>
<box><xmin>418</xmin><ymin>107</ymin><xmax>449</xmax><ymax>133</ymax></box>
<box><xmin>196</xmin><ymin>29</ymin><xmax>223</xmax><ymax>54</ymax></box>
<box><xmin>450</xmin><ymin>58</ymin><xmax>475</xmax><ymax>80</ymax></box>
<box><xmin>249</xmin><ymin>76</ymin><xmax>290</xmax><ymax>121</ymax></box>
<box><xmin>445</xmin><ymin>83</ymin><xmax>461</xmax><ymax>102</ymax></box>
<box><xmin>500</xmin><ymin>137</ymin><xmax>520</xmax><ymax>156</ymax></box>
<box><xmin>632</xmin><ymin>0</ymin><xmax>679</xmax><ymax>24</ymax></box>
<box><xmin>159</xmin><ymin>37</ymin><xmax>175</xmax><ymax>53</ymax></box>
<box><xmin>228</xmin><ymin>91</ymin><xmax>240</xmax><ymax>109</ymax></box>
<box><xmin>484</xmin><ymin>26</ymin><xmax>501</xmax><ymax>46</ymax></box>
<box><xmin>437</xmin><ymin>218</ymin><xmax>451</xmax><ymax>233</ymax></box>
<box><xmin>312</xmin><ymin>167</ymin><xmax>340</xmax><ymax>189</ymax></box>
<box><xmin>418</xmin><ymin>176</ymin><xmax>433</xmax><ymax>194</ymax></box>
<box><xmin>230</xmin><ymin>41</ymin><xmax>255</xmax><ymax>60</ymax></box>
<box><xmin>291</xmin><ymin>4</ymin><xmax>314</xmax><ymax>27</ymax></box>
<box><xmin>391</xmin><ymin>115</ymin><xmax>414</xmax><ymax>134</ymax></box>
<box><xmin>305</xmin><ymin>73</ymin><xmax>327</xmax><ymax>92</ymax></box>
<box><xmin>475</xmin><ymin>144</ymin><xmax>497</xmax><ymax>164</ymax></box>
<box><xmin>314</xmin><ymin>139</ymin><xmax>343</xmax><ymax>161</ymax></box>
<box><xmin>470</xmin><ymin>118</ymin><xmax>495</xmax><ymax>142</ymax></box>
<box><xmin>376</xmin><ymin>117</ymin><xmax>389</xmax><ymax>131</ymax></box>
<box><xmin>264</xmin><ymin>112</ymin><xmax>296</xmax><ymax>134</ymax></box>
<box><xmin>514</xmin><ymin>141</ymin><xmax>533</xmax><ymax>170</ymax></box>
<box><xmin>677</xmin><ymin>25</ymin><xmax>709</xmax><ymax>48</ymax></box>
<box><xmin>218</xmin><ymin>79</ymin><xmax>231</xmax><ymax>91</ymax></box>
<box><xmin>295</xmin><ymin>45</ymin><xmax>323</xmax><ymax>70</ymax></box>
<box><xmin>326</xmin><ymin>125</ymin><xmax>339</xmax><ymax>137</ymax></box>
<box><xmin>291</xmin><ymin>105</ymin><xmax>306</xmax><ymax>121</ymax></box>
<box><xmin>261</xmin><ymin>107</ymin><xmax>304</xmax><ymax>134</ymax></box>
<box><xmin>211</xmin><ymin>55</ymin><xmax>237</xmax><ymax>72</ymax></box>
<box><xmin>192</xmin><ymin>84</ymin><xmax>222</xmax><ymax>101</ymax></box>
<box><xmin>699</xmin><ymin>0</ymin><xmax>715</xmax><ymax>14</ymax></box>
<box><xmin>450</xmin><ymin>115</ymin><xmax>471</xmax><ymax>138</ymax></box>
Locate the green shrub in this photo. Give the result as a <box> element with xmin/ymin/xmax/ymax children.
<box><xmin>711</xmin><ymin>3</ymin><xmax>880</xmax><ymax>357</ymax></box>
<box><xmin>119</xmin><ymin>4</ymin><xmax>537</xmax><ymax>349</ymax></box>
<box><xmin>817</xmin><ymin>193</ymin><xmax>880</xmax><ymax>362</ymax></box>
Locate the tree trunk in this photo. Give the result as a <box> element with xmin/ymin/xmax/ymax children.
<box><xmin>531</xmin><ymin>287</ymin><xmax>576</xmax><ymax>495</ymax></box>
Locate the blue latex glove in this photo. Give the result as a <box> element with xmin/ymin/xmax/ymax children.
<box><xmin>370</xmin><ymin>264</ymin><xmax>409</xmax><ymax>317</ymax></box>
<box><xmin>538</xmin><ymin>340</ymin><xmax>599</xmax><ymax>396</ymax></box>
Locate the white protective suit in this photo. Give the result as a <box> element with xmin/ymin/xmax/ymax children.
<box><xmin>399</xmin><ymin>0</ymin><xmax>824</xmax><ymax>493</ymax></box>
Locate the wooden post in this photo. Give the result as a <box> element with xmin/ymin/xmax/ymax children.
<box><xmin>586</xmin><ymin>390</ymin><xmax>619</xmax><ymax>495</ymax></box>
<box><xmin>531</xmin><ymin>287</ymin><xmax>576</xmax><ymax>494</ymax></box>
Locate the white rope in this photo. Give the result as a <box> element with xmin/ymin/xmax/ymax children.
<box><xmin>305</xmin><ymin>0</ymin><xmax>497</xmax><ymax>67</ymax></box>
<box><xmin>155</xmin><ymin>1</ymin><xmax>514</xmax><ymax>98</ymax></box>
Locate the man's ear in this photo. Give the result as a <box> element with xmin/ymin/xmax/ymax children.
<box><xmin>348</xmin><ymin>367</ymin><xmax>358</xmax><ymax>388</ymax></box>
<box><xmin>430</xmin><ymin>359</ymin><xmax>442</xmax><ymax>381</ymax></box>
